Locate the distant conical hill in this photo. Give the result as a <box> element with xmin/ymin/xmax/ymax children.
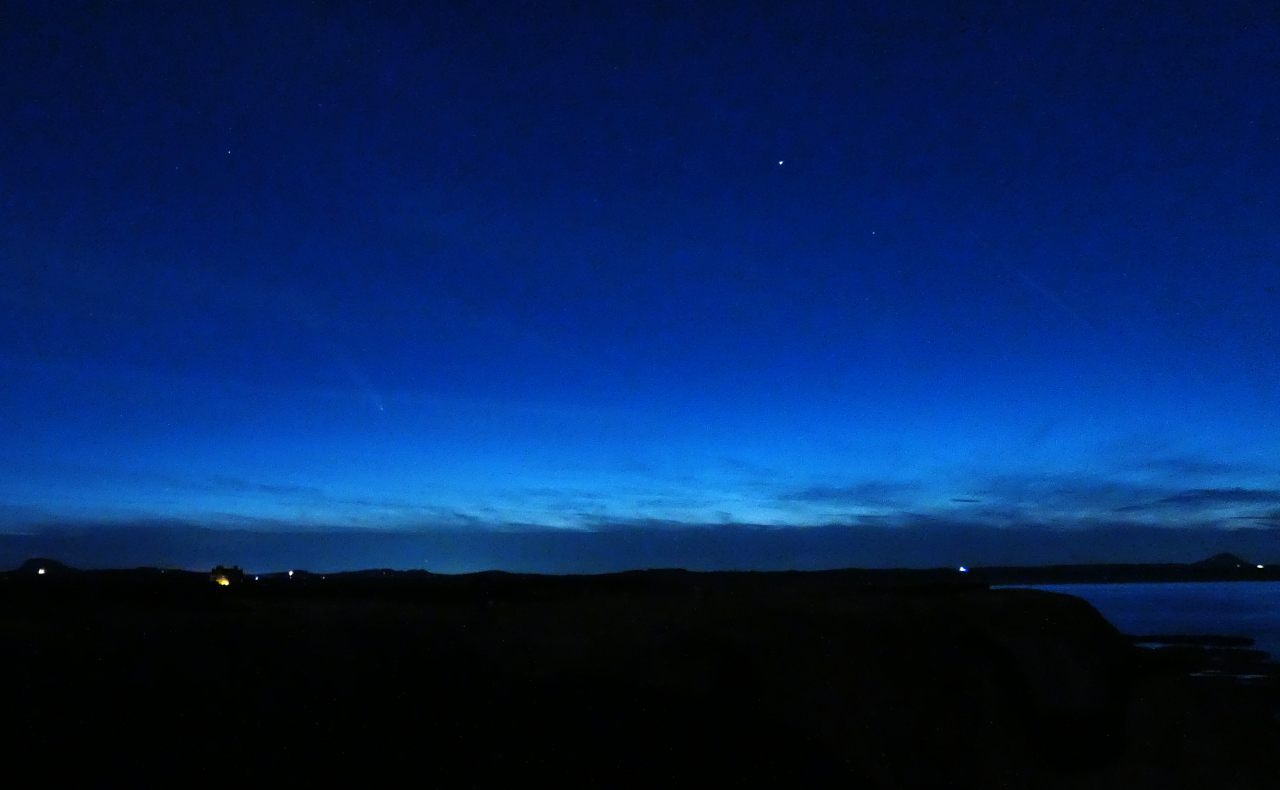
<box><xmin>16</xmin><ymin>558</ymin><xmax>79</xmax><ymax>575</ymax></box>
<box><xmin>1192</xmin><ymin>552</ymin><xmax>1249</xmax><ymax>568</ymax></box>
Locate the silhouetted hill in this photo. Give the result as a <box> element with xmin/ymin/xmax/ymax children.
<box><xmin>16</xmin><ymin>557</ymin><xmax>78</xmax><ymax>575</ymax></box>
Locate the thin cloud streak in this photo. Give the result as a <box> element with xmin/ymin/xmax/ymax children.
<box><xmin>778</xmin><ymin>481</ymin><xmax>920</xmax><ymax>507</ymax></box>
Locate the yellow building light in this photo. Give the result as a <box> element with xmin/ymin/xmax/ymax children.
<box><xmin>214</xmin><ymin>575</ymin><xmax>231</xmax><ymax>586</ymax></box>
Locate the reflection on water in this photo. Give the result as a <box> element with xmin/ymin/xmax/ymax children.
<box><xmin>997</xmin><ymin>581</ymin><xmax>1280</xmax><ymax>659</ymax></box>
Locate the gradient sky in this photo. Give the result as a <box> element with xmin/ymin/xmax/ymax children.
<box><xmin>2</xmin><ymin>0</ymin><xmax>1279</xmax><ymax>571</ymax></box>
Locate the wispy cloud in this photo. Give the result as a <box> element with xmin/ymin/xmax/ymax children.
<box><xmin>1152</xmin><ymin>488</ymin><xmax>1280</xmax><ymax>507</ymax></box>
<box><xmin>143</xmin><ymin>472</ymin><xmax>462</xmax><ymax>516</ymax></box>
<box><xmin>207</xmin><ymin>476</ymin><xmax>326</xmax><ymax>498</ymax></box>
<box><xmin>1111</xmin><ymin>488</ymin><xmax>1280</xmax><ymax>517</ymax></box>
<box><xmin>894</xmin><ymin>475</ymin><xmax>1280</xmax><ymax>528</ymax></box>
<box><xmin>7</xmin><ymin>452</ymin><xmax>1279</xmax><ymax>534</ymax></box>
<box><xmin>1232</xmin><ymin>509</ymin><xmax>1280</xmax><ymax>526</ymax></box>
<box><xmin>917</xmin><ymin>475</ymin><xmax>1169</xmax><ymax>526</ymax></box>
<box><xmin>778</xmin><ymin>481</ymin><xmax>920</xmax><ymax>507</ymax></box>
<box><xmin>1127</xmin><ymin>458</ymin><xmax>1266</xmax><ymax>478</ymax></box>
<box><xmin>0</xmin><ymin>502</ymin><xmax>50</xmax><ymax>533</ymax></box>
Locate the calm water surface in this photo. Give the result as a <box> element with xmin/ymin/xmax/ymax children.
<box><xmin>1001</xmin><ymin>582</ymin><xmax>1280</xmax><ymax>659</ymax></box>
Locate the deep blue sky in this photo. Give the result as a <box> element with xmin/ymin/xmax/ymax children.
<box><xmin>2</xmin><ymin>0</ymin><xmax>1278</xmax><ymax>571</ymax></box>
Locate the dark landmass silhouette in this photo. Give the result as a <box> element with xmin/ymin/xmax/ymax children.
<box><xmin>1</xmin><ymin>556</ymin><xmax>1276</xmax><ymax>786</ymax></box>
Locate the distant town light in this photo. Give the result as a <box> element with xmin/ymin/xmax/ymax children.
<box><xmin>1259</xmin><ymin>565</ymin><xmax>1265</xmax><ymax>569</ymax></box>
<box><xmin>255</xmin><ymin>575</ymin><xmax>259</xmax><ymax>580</ymax></box>
<box><xmin>288</xmin><ymin>570</ymin><xmax>294</xmax><ymax>577</ymax></box>
<box><xmin>214</xmin><ymin>575</ymin><xmax>230</xmax><ymax>586</ymax></box>
<box><xmin>958</xmin><ymin>566</ymin><xmax>968</xmax><ymax>573</ymax></box>
<box><xmin>37</xmin><ymin>568</ymin><xmax>45</xmax><ymax>575</ymax></box>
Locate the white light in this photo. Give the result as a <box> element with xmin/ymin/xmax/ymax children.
<box><xmin>958</xmin><ymin>566</ymin><xmax>968</xmax><ymax>572</ymax></box>
<box><xmin>37</xmin><ymin>568</ymin><xmax>45</xmax><ymax>575</ymax></box>
<box><xmin>1259</xmin><ymin>565</ymin><xmax>1265</xmax><ymax>569</ymax></box>
<box><xmin>778</xmin><ymin>160</ymin><xmax>783</xmax><ymax>165</ymax></box>
<box><xmin>255</xmin><ymin>576</ymin><xmax>259</xmax><ymax>580</ymax></box>
<box><xmin>288</xmin><ymin>570</ymin><xmax>293</xmax><ymax>577</ymax></box>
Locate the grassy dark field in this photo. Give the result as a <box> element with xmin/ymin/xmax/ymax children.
<box><xmin>2</xmin><ymin>565</ymin><xmax>1276</xmax><ymax>787</ymax></box>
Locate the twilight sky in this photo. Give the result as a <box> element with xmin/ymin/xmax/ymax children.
<box><xmin>2</xmin><ymin>0</ymin><xmax>1278</xmax><ymax>571</ymax></box>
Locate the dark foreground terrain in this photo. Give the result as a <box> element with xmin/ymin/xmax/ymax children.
<box><xmin>2</xmin><ymin>563</ymin><xmax>1277</xmax><ymax>788</ymax></box>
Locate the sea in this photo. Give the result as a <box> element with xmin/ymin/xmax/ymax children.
<box><xmin>998</xmin><ymin>581</ymin><xmax>1280</xmax><ymax>659</ymax></box>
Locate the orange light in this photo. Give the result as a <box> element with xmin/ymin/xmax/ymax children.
<box><xmin>214</xmin><ymin>576</ymin><xmax>230</xmax><ymax>586</ymax></box>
